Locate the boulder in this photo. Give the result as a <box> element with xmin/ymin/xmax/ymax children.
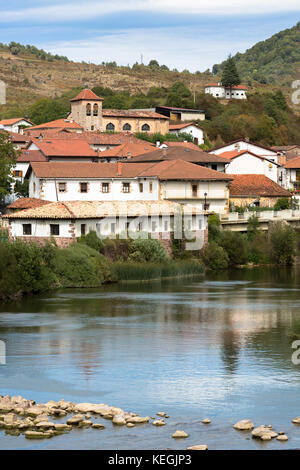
<box><xmin>157</xmin><ymin>412</ymin><xmax>166</xmax><ymax>417</ymax></box>
<box><xmin>277</xmin><ymin>435</ymin><xmax>288</xmax><ymax>442</ymax></box>
<box><xmin>67</xmin><ymin>414</ymin><xmax>84</xmax><ymax>425</ymax></box>
<box><xmin>152</xmin><ymin>420</ymin><xmax>165</xmax><ymax>426</ymax></box>
<box><xmin>112</xmin><ymin>415</ymin><xmax>127</xmax><ymax>426</ymax></box>
<box><xmin>172</xmin><ymin>430</ymin><xmax>189</xmax><ymax>438</ymax></box>
<box><xmin>234</xmin><ymin>419</ymin><xmax>254</xmax><ymax>431</ymax></box>
<box><xmin>54</xmin><ymin>423</ymin><xmax>72</xmax><ymax>431</ymax></box>
<box><xmin>126</xmin><ymin>423</ymin><xmax>135</xmax><ymax>428</ymax></box>
<box><xmin>292</xmin><ymin>417</ymin><xmax>300</xmax><ymax>424</ymax></box>
<box><xmin>92</xmin><ymin>423</ymin><xmax>105</xmax><ymax>430</ymax></box>
<box><xmin>252</xmin><ymin>426</ymin><xmax>277</xmax><ymax>440</ymax></box>
<box><xmin>25</xmin><ymin>431</ymin><xmax>54</xmax><ymax>439</ymax></box>
<box><xmin>126</xmin><ymin>416</ymin><xmax>150</xmax><ymax>424</ymax></box>
<box><xmin>35</xmin><ymin>421</ymin><xmax>56</xmax><ymax>430</ymax></box>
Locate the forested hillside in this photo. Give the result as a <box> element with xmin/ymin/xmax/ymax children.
<box><xmin>213</xmin><ymin>22</ymin><xmax>300</xmax><ymax>86</ymax></box>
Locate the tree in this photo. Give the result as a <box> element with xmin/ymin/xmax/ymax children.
<box><xmin>0</xmin><ymin>132</ymin><xmax>18</xmax><ymax>202</ymax></box>
<box><xmin>14</xmin><ymin>179</ymin><xmax>29</xmax><ymax>198</ymax></box>
<box><xmin>221</xmin><ymin>55</ymin><xmax>241</xmax><ymax>98</ymax></box>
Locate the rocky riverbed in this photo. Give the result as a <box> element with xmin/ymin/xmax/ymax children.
<box><xmin>1</xmin><ymin>394</ymin><xmax>300</xmax><ymax>449</ymax></box>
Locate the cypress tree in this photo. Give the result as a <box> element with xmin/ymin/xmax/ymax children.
<box><xmin>221</xmin><ymin>55</ymin><xmax>241</xmax><ymax>98</ymax></box>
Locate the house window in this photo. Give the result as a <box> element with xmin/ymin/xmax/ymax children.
<box><xmin>86</xmin><ymin>103</ymin><xmax>91</xmax><ymax>116</ymax></box>
<box><xmin>91</xmin><ymin>125</ymin><xmax>94</xmax><ymax>131</ymax></box>
<box><xmin>81</xmin><ymin>224</ymin><xmax>86</xmax><ymax>235</ymax></box>
<box><xmin>151</xmin><ymin>221</ymin><xmax>157</xmax><ymax>231</ymax></box>
<box><xmin>123</xmin><ymin>123</ymin><xmax>131</xmax><ymax>131</ymax></box>
<box><xmin>33</xmin><ymin>182</ymin><xmax>36</xmax><ymax>193</ymax></box>
<box><xmin>149</xmin><ymin>182</ymin><xmax>153</xmax><ymax>193</ymax></box>
<box><xmin>23</xmin><ymin>224</ymin><xmax>32</xmax><ymax>235</ymax></box>
<box><xmin>164</xmin><ymin>220</ymin><xmax>169</xmax><ymax>231</ymax></box>
<box><xmin>80</xmin><ymin>182</ymin><xmax>88</xmax><ymax>193</ymax></box>
<box><xmin>141</xmin><ymin>123</ymin><xmax>150</xmax><ymax>131</ymax></box>
<box><xmin>102</xmin><ymin>182</ymin><xmax>110</xmax><ymax>193</ymax></box>
<box><xmin>13</xmin><ymin>170</ymin><xmax>23</xmax><ymax>177</ymax></box>
<box><xmin>211</xmin><ymin>164</ymin><xmax>217</xmax><ymax>171</ymax></box>
<box><xmin>50</xmin><ymin>224</ymin><xmax>59</xmax><ymax>236</ymax></box>
<box><xmin>198</xmin><ymin>219</ymin><xmax>202</xmax><ymax>230</ymax></box>
<box><xmin>122</xmin><ymin>182</ymin><xmax>130</xmax><ymax>193</ymax></box>
<box><xmin>192</xmin><ymin>184</ymin><xmax>198</xmax><ymax>197</ymax></box>
<box><xmin>139</xmin><ymin>182</ymin><xmax>143</xmax><ymax>193</ymax></box>
<box><xmin>58</xmin><ymin>182</ymin><xmax>66</xmax><ymax>193</ymax></box>
<box><xmin>106</xmin><ymin>123</ymin><xmax>115</xmax><ymax>131</ymax></box>
<box><xmin>93</xmin><ymin>104</ymin><xmax>98</xmax><ymax>116</ymax></box>
<box><xmin>138</xmin><ymin>221</ymin><xmax>143</xmax><ymax>231</ymax></box>
<box><xmin>111</xmin><ymin>223</ymin><xmax>116</xmax><ymax>233</ymax></box>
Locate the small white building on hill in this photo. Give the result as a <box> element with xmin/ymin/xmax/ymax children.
<box><xmin>205</xmin><ymin>82</ymin><xmax>247</xmax><ymax>99</ymax></box>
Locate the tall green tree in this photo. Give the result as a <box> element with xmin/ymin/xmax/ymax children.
<box><xmin>0</xmin><ymin>132</ymin><xmax>18</xmax><ymax>202</ymax></box>
<box><xmin>221</xmin><ymin>55</ymin><xmax>241</xmax><ymax>98</ymax></box>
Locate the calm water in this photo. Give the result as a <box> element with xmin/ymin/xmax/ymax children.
<box><xmin>1</xmin><ymin>268</ymin><xmax>300</xmax><ymax>449</ymax></box>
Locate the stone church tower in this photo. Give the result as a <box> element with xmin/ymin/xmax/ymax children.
<box><xmin>69</xmin><ymin>88</ymin><xmax>103</xmax><ymax>131</ymax></box>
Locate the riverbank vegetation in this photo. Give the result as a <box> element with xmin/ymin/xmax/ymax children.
<box><xmin>202</xmin><ymin>214</ymin><xmax>299</xmax><ymax>269</ymax></box>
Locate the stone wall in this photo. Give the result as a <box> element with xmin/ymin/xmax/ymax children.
<box><xmin>230</xmin><ymin>196</ymin><xmax>290</xmax><ymax>208</ymax></box>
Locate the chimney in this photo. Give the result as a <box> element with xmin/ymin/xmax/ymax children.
<box><xmin>117</xmin><ymin>161</ymin><xmax>122</xmax><ymax>176</ymax></box>
<box><xmin>156</xmin><ymin>140</ymin><xmax>160</xmax><ymax>147</ymax></box>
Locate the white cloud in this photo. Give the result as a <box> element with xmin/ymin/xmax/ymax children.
<box><xmin>0</xmin><ymin>0</ymin><xmax>300</xmax><ymax>23</ymax></box>
<box><xmin>41</xmin><ymin>26</ymin><xmax>254</xmax><ymax>71</ymax></box>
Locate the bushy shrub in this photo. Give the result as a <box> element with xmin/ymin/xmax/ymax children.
<box><xmin>77</xmin><ymin>230</ymin><xmax>104</xmax><ymax>252</ymax></box>
<box><xmin>111</xmin><ymin>260</ymin><xmax>204</xmax><ymax>281</ymax></box>
<box><xmin>201</xmin><ymin>242</ymin><xmax>229</xmax><ymax>270</ymax></box>
<box><xmin>208</xmin><ymin>213</ymin><xmax>221</xmax><ymax>243</ymax></box>
<box><xmin>218</xmin><ymin>231</ymin><xmax>248</xmax><ymax>266</ymax></box>
<box><xmin>247</xmin><ymin>232</ymin><xmax>270</xmax><ymax>264</ymax></box>
<box><xmin>129</xmin><ymin>238</ymin><xmax>169</xmax><ymax>263</ymax></box>
<box><xmin>274</xmin><ymin>197</ymin><xmax>290</xmax><ymax>211</ymax></box>
<box><xmin>269</xmin><ymin>221</ymin><xmax>296</xmax><ymax>265</ymax></box>
<box><xmin>52</xmin><ymin>243</ymin><xmax>112</xmax><ymax>287</ymax></box>
<box><xmin>247</xmin><ymin>215</ymin><xmax>259</xmax><ymax>241</ymax></box>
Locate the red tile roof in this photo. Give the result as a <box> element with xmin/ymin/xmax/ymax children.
<box><xmin>218</xmin><ymin>149</ymin><xmax>280</xmax><ymax>165</ymax></box>
<box><xmin>70</xmin><ymin>89</ymin><xmax>104</xmax><ymax>102</ymax></box>
<box><xmin>163</xmin><ymin>141</ymin><xmax>201</xmax><ymax>151</ymax></box>
<box><xmin>102</xmin><ymin>109</ymin><xmax>169</xmax><ymax>119</ymax></box>
<box><xmin>29</xmin><ymin>160</ymin><xmax>232</xmax><ymax>182</ymax></box>
<box><xmin>25</xmin><ymin>119</ymin><xmax>83</xmax><ymax>131</ymax></box>
<box><xmin>99</xmin><ymin>142</ymin><xmax>155</xmax><ymax>158</ymax></box>
<box><xmin>33</xmin><ymin>139</ymin><xmax>97</xmax><ymax>157</ymax></box>
<box><xmin>209</xmin><ymin>139</ymin><xmax>276</xmax><ymax>154</ymax></box>
<box><xmin>17</xmin><ymin>150</ymin><xmax>47</xmax><ymax>162</ymax></box>
<box><xmin>0</xmin><ymin>117</ymin><xmax>33</xmax><ymax>126</ymax></box>
<box><xmin>169</xmin><ymin>122</ymin><xmax>197</xmax><ymax>130</ymax></box>
<box><xmin>128</xmin><ymin>146</ymin><xmax>230</xmax><ymax>164</ymax></box>
<box><xmin>229</xmin><ymin>174</ymin><xmax>291</xmax><ymax>197</ymax></box>
<box><xmin>285</xmin><ymin>155</ymin><xmax>300</xmax><ymax>168</ymax></box>
<box><xmin>6</xmin><ymin>198</ymin><xmax>51</xmax><ymax>210</ymax></box>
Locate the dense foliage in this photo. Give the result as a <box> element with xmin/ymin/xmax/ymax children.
<box><xmin>0</xmin><ymin>42</ymin><xmax>69</xmax><ymax>62</ymax></box>
<box><xmin>213</xmin><ymin>22</ymin><xmax>300</xmax><ymax>85</ymax></box>
<box><xmin>0</xmin><ymin>132</ymin><xmax>18</xmax><ymax>202</ymax></box>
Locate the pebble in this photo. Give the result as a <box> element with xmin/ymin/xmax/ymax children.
<box><xmin>157</xmin><ymin>412</ymin><xmax>166</xmax><ymax>417</ymax></box>
<box><xmin>92</xmin><ymin>423</ymin><xmax>105</xmax><ymax>429</ymax></box>
<box><xmin>187</xmin><ymin>445</ymin><xmax>208</xmax><ymax>451</ymax></box>
<box><xmin>152</xmin><ymin>420</ymin><xmax>165</xmax><ymax>426</ymax></box>
<box><xmin>202</xmin><ymin>418</ymin><xmax>211</xmax><ymax>424</ymax></box>
<box><xmin>277</xmin><ymin>435</ymin><xmax>288</xmax><ymax>442</ymax></box>
<box><xmin>234</xmin><ymin>419</ymin><xmax>254</xmax><ymax>431</ymax></box>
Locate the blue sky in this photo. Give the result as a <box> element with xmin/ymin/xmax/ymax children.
<box><xmin>1</xmin><ymin>1</ymin><xmax>300</xmax><ymax>71</ymax></box>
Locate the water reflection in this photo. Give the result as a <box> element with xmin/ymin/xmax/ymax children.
<box><xmin>1</xmin><ymin>267</ymin><xmax>300</xmax><ymax>449</ymax></box>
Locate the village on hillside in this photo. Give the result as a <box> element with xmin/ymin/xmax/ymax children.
<box><xmin>0</xmin><ymin>81</ymin><xmax>300</xmax><ymax>249</ymax></box>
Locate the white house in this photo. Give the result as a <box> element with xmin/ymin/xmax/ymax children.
<box><xmin>168</xmin><ymin>122</ymin><xmax>204</xmax><ymax>145</ymax></box>
<box><xmin>26</xmin><ymin>159</ymin><xmax>232</xmax><ymax>213</ymax></box>
<box><xmin>210</xmin><ymin>139</ymin><xmax>279</xmax><ymax>162</ymax></box>
<box><xmin>5</xmin><ymin>200</ymin><xmax>209</xmax><ymax>252</ymax></box>
<box><xmin>0</xmin><ymin>118</ymin><xmax>33</xmax><ymax>134</ymax></box>
<box><xmin>285</xmin><ymin>156</ymin><xmax>300</xmax><ymax>194</ymax></box>
<box><xmin>205</xmin><ymin>82</ymin><xmax>247</xmax><ymax>99</ymax></box>
<box><xmin>219</xmin><ymin>150</ymin><xmax>280</xmax><ymax>184</ymax></box>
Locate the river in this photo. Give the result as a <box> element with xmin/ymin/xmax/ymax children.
<box><xmin>1</xmin><ymin>267</ymin><xmax>300</xmax><ymax>449</ymax></box>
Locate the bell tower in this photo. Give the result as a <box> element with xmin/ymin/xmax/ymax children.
<box><xmin>69</xmin><ymin>86</ymin><xmax>103</xmax><ymax>131</ymax></box>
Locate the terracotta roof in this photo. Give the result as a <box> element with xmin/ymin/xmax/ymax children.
<box><xmin>0</xmin><ymin>117</ymin><xmax>33</xmax><ymax>126</ymax></box>
<box><xmin>32</xmin><ymin>139</ymin><xmax>97</xmax><ymax>157</ymax></box>
<box><xmin>169</xmin><ymin>122</ymin><xmax>197</xmax><ymax>130</ymax></box>
<box><xmin>102</xmin><ymin>109</ymin><xmax>169</xmax><ymax>119</ymax></box>
<box><xmin>17</xmin><ymin>150</ymin><xmax>47</xmax><ymax>162</ymax></box>
<box><xmin>6</xmin><ymin>198</ymin><xmax>51</xmax><ymax>210</ymax></box>
<box><xmin>163</xmin><ymin>141</ymin><xmax>201</xmax><ymax>151</ymax></box>
<box><xmin>70</xmin><ymin>89</ymin><xmax>103</xmax><ymax>102</ymax></box>
<box><xmin>156</xmin><ymin>106</ymin><xmax>204</xmax><ymax>112</ymax></box>
<box><xmin>128</xmin><ymin>146</ymin><xmax>230</xmax><ymax>164</ymax></box>
<box><xmin>5</xmin><ymin>200</ymin><xmax>199</xmax><ymax>220</ymax></box>
<box><xmin>99</xmin><ymin>142</ymin><xmax>155</xmax><ymax>158</ymax></box>
<box><xmin>25</xmin><ymin>119</ymin><xmax>83</xmax><ymax>131</ymax></box>
<box><xmin>229</xmin><ymin>174</ymin><xmax>291</xmax><ymax>197</ymax></box>
<box><xmin>285</xmin><ymin>155</ymin><xmax>300</xmax><ymax>168</ymax></box>
<box><xmin>205</xmin><ymin>83</ymin><xmax>247</xmax><ymax>90</ymax></box>
<box><xmin>218</xmin><ymin>149</ymin><xmax>280</xmax><ymax>165</ymax></box>
<box><xmin>5</xmin><ymin>131</ymin><xmax>30</xmax><ymax>143</ymax></box>
<box><xmin>29</xmin><ymin>160</ymin><xmax>232</xmax><ymax>181</ymax></box>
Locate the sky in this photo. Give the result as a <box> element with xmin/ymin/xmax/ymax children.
<box><xmin>1</xmin><ymin>1</ymin><xmax>300</xmax><ymax>71</ymax></box>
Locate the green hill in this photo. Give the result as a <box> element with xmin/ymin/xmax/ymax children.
<box><xmin>213</xmin><ymin>21</ymin><xmax>300</xmax><ymax>86</ymax></box>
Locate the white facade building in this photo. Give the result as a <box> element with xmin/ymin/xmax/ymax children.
<box><xmin>169</xmin><ymin>123</ymin><xmax>204</xmax><ymax>145</ymax></box>
<box><xmin>205</xmin><ymin>82</ymin><xmax>247</xmax><ymax>99</ymax></box>
<box><xmin>0</xmin><ymin>118</ymin><xmax>33</xmax><ymax>133</ymax></box>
